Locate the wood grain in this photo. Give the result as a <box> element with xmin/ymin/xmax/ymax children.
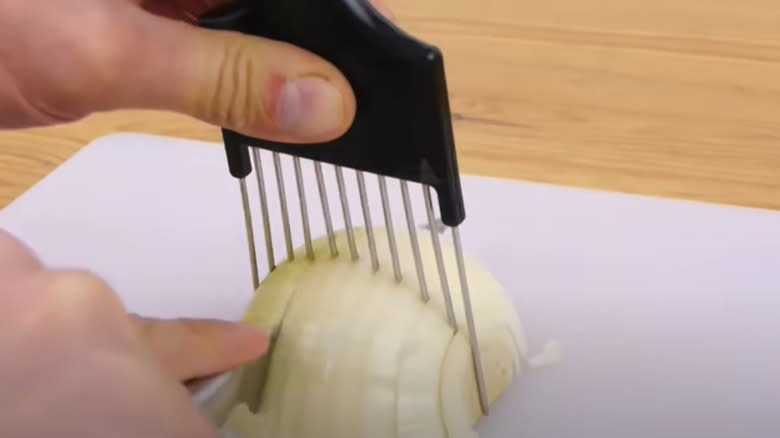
<box><xmin>2</xmin><ymin>0</ymin><xmax>779</xmax><ymax>210</ymax></box>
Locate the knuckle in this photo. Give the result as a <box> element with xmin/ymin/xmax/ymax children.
<box><xmin>11</xmin><ymin>7</ymin><xmax>129</xmax><ymax>122</ymax></box>
<box><xmin>39</xmin><ymin>270</ymin><xmax>124</xmax><ymax>318</ymax></box>
<box><xmin>205</xmin><ymin>39</ymin><xmax>271</xmax><ymax>132</ymax></box>
<box><xmin>9</xmin><ymin>269</ymin><xmax>125</xmax><ymax>338</ymax></box>
<box><xmin>66</xmin><ymin>7</ymin><xmax>124</xmax><ymax>67</ymax></box>
<box><xmin>42</xmin><ymin>9</ymin><xmax>127</xmax><ymax>100</ymax></box>
<box><xmin>0</xmin><ymin>230</ymin><xmax>40</xmax><ymax>275</ymax></box>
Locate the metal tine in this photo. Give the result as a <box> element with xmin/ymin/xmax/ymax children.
<box><xmin>314</xmin><ymin>162</ymin><xmax>338</xmax><ymax>257</ymax></box>
<box><xmin>255</xmin><ymin>153</ymin><xmax>488</xmax><ymax>415</ymax></box>
<box><xmin>422</xmin><ymin>183</ymin><xmax>489</xmax><ymax>415</ymax></box>
<box><xmin>238</xmin><ymin>178</ymin><xmax>260</xmax><ymax>290</ymax></box>
<box><xmin>377</xmin><ymin>176</ymin><xmax>402</xmax><ymax>282</ymax></box>
<box><xmin>251</xmin><ymin>149</ymin><xmax>275</xmax><ymax>273</ymax></box>
<box><xmin>293</xmin><ymin>157</ymin><xmax>314</xmax><ymax>260</ymax></box>
<box><xmin>424</xmin><ymin>188</ymin><xmax>446</xmax><ymax>235</ymax></box>
<box><xmin>272</xmin><ymin>153</ymin><xmax>295</xmax><ymax>261</ymax></box>
<box><xmin>356</xmin><ymin>171</ymin><xmax>379</xmax><ymax>271</ymax></box>
<box><xmin>400</xmin><ymin>180</ymin><xmax>430</xmax><ymax>302</ymax></box>
<box><xmin>335</xmin><ymin>167</ymin><xmax>359</xmax><ymax>261</ymax></box>
<box><xmin>423</xmin><ymin>186</ymin><xmax>456</xmax><ymax>327</ymax></box>
<box><xmin>451</xmin><ymin>227</ymin><xmax>490</xmax><ymax>416</ymax></box>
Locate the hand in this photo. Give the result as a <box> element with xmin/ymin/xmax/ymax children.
<box><xmin>0</xmin><ymin>229</ymin><xmax>270</xmax><ymax>438</ymax></box>
<box><xmin>0</xmin><ymin>0</ymin><xmax>393</xmax><ymax>143</ymax></box>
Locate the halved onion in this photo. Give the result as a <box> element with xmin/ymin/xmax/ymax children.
<box><xmin>220</xmin><ymin>227</ymin><xmax>527</xmax><ymax>438</ymax></box>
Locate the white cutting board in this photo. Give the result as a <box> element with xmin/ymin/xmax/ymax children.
<box><xmin>1</xmin><ymin>133</ymin><xmax>779</xmax><ymax>438</ymax></box>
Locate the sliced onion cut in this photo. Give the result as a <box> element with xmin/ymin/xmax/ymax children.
<box><xmin>222</xmin><ymin>227</ymin><xmax>527</xmax><ymax>438</ymax></box>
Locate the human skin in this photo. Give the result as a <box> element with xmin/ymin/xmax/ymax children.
<box><xmin>0</xmin><ymin>0</ymin><xmax>392</xmax><ymax>142</ymax></box>
<box><xmin>0</xmin><ymin>0</ymin><xmax>392</xmax><ymax>436</ymax></box>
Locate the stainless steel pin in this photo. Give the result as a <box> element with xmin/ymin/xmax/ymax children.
<box><xmin>272</xmin><ymin>153</ymin><xmax>294</xmax><ymax>261</ymax></box>
<box><xmin>378</xmin><ymin>176</ymin><xmax>402</xmax><ymax>282</ymax></box>
<box><xmin>293</xmin><ymin>157</ymin><xmax>314</xmax><ymax>260</ymax></box>
<box><xmin>356</xmin><ymin>171</ymin><xmax>379</xmax><ymax>271</ymax></box>
<box><xmin>335</xmin><ymin>166</ymin><xmax>358</xmax><ymax>261</ymax></box>
<box><xmin>424</xmin><ymin>188</ymin><xmax>446</xmax><ymax>234</ymax></box>
<box><xmin>400</xmin><ymin>181</ymin><xmax>430</xmax><ymax>302</ymax></box>
<box><xmin>238</xmin><ymin>178</ymin><xmax>259</xmax><ymax>290</ymax></box>
<box><xmin>423</xmin><ymin>186</ymin><xmax>456</xmax><ymax>327</ymax></box>
<box><xmin>314</xmin><ymin>162</ymin><xmax>338</xmax><ymax>257</ymax></box>
<box><xmin>251</xmin><ymin>149</ymin><xmax>275</xmax><ymax>272</ymax></box>
<box><xmin>451</xmin><ymin>227</ymin><xmax>489</xmax><ymax>416</ymax></box>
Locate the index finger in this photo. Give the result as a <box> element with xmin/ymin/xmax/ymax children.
<box><xmin>133</xmin><ymin>316</ymin><xmax>270</xmax><ymax>381</ymax></box>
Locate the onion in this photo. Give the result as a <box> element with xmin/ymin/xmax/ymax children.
<box><xmin>219</xmin><ymin>227</ymin><xmax>527</xmax><ymax>438</ymax></box>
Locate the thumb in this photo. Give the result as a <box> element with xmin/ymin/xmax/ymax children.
<box><xmin>114</xmin><ymin>10</ymin><xmax>356</xmax><ymax>143</ymax></box>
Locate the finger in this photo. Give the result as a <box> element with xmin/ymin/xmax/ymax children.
<box><xmin>141</xmin><ymin>0</ymin><xmax>394</xmax><ymax>23</ymax></box>
<box><xmin>0</xmin><ymin>229</ymin><xmax>41</xmax><ymax>280</ymax></box>
<box><xmin>132</xmin><ymin>316</ymin><xmax>269</xmax><ymax>381</ymax></box>
<box><xmin>148</xmin><ymin>369</ymin><xmax>222</xmax><ymax>438</ymax></box>
<box><xmin>141</xmin><ymin>1</ymin><xmax>191</xmax><ymax>21</ymax></box>
<box><xmin>367</xmin><ymin>0</ymin><xmax>395</xmax><ymax>21</ymax></box>
<box><xmin>141</xmin><ymin>0</ymin><xmax>232</xmax><ymax>22</ymax></box>
<box><xmin>142</xmin><ymin>368</ymin><xmax>222</xmax><ymax>438</ymax></box>
<box><xmin>103</xmin><ymin>7</ymin><xmax>355</xmax><ymax>143</ymax></box>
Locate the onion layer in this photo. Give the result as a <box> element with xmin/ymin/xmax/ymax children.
<box><xmin>220</xmin><ymin>227</ymin><xmax>527</xmax><ymax>438</ymax></box>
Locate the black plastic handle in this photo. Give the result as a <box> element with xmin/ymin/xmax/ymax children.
<box><xmin>198</xmin><ymin>0</ymin><xmax>465</xmax><ymax>226</ymax></box>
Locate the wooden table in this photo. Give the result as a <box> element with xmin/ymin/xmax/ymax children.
<box><xmin>2</xmin><ymin>0</ymin><xmax>779</xmax><ymax>210</ymax></box>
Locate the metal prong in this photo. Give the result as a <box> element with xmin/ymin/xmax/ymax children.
<box><xmin>251</xmin><ymin>149</ymin><xmax>275</xmax><ymax>272</ymax></box>
<box><xmin>335</xmin><ymin>166</ymin><xmax>358</xmax><ymax>261</ymax></box>
<box><xmin>451</xmin><ymin>227</ymin><xmax>489</xmax><ymax>416</ymax></box>
<box><xmin>315</xmin><ymin>162</ymin><xmax>338</xmax><ymax>257</ymax></box>
<box><xmin>424</xmin><ymin>189</ymin><xmax>447</xmax><ymax>235</ymax></box>
<box><xmin>378</xmin><ymin>176</ymin><xmax>402</xmax><ymax>282</ymax></box>
<box><xmin>293</xmin><ymin>157</ymin><xmax>314</xmax><ymax>260</ymax></box>
<box><xmin>356</xmin><ymin>171</ymin><xmax>379</xmax><ymax>271</ymax></box>
<box><xmin>424</xmin><ymin>186</ymin><xmax>456</xmax><ymax>327</ymax></box>
<box><xmin>238</xmin><ymin>178</ymin><xmax>259</xmax><ymax>290</ymax></box>
<box><xmin>272</xmin><ymin>153</ymin><xmax>294</xmax><ymax>261</ymax></box>
<box><xmin>400</xmin><ymin>181</ymin><xmax>429</xmax><ymax>302</ymax></box>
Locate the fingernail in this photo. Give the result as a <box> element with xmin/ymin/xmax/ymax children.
<box><xmin>276</xmin><ymin>77</ymin><xmax>345</xmax><ymax>139</ymax></box>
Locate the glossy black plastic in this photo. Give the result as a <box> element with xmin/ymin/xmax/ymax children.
<box><xmin>198</xmin><ymin>0</ymin><xmax>465</xmax><ymax>226</ymax></box>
